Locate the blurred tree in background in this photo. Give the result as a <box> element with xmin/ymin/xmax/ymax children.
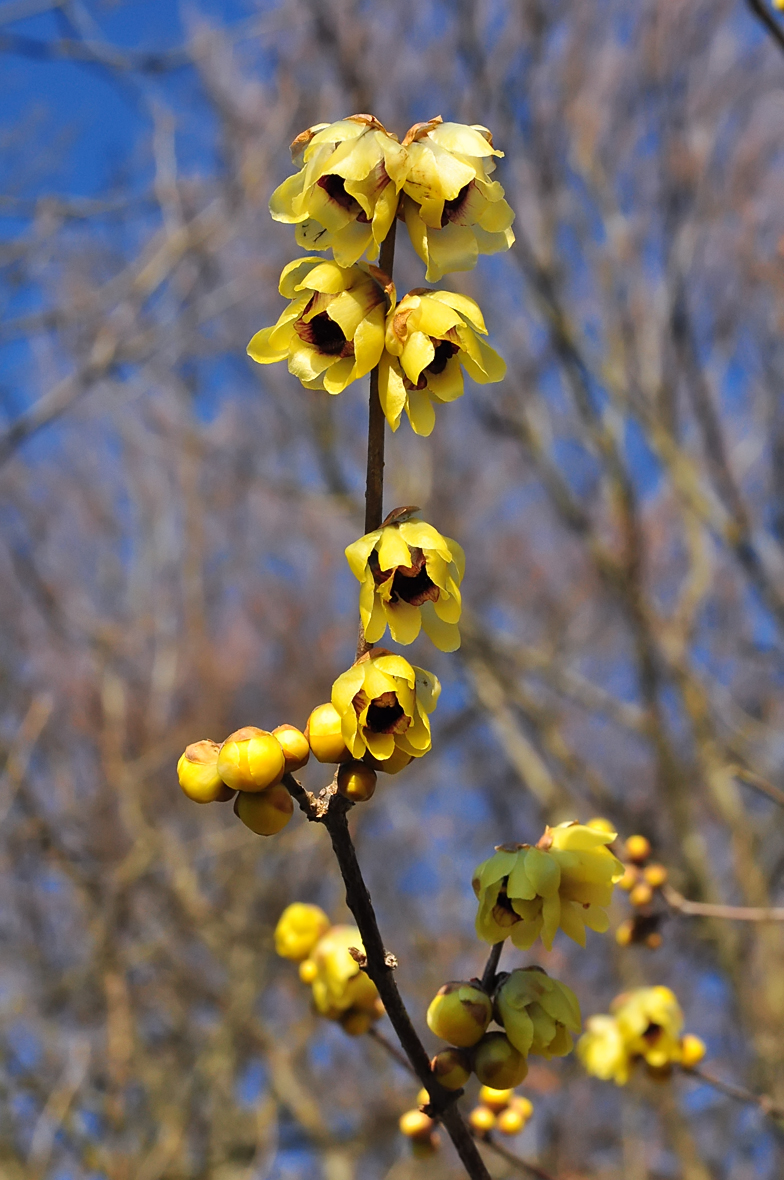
<box><xmin>2</xmin><ymin>0</ymin><xmax>784</xmax><ymax>1176</ymax></box>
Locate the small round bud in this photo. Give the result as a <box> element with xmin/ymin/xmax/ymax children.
<box><xmin>399</xmin><ymin>1109</ymin><xmax>435</xmax><ymax>1142</ymax></box>
<box><xmin>274</xmin><ymin>903</ymin><xmax>331</xmax><ymax>962</ymax></box>
<box><xmin>416</xmin><ymin>1088</ymin><xmax>430</xmax><ymax>1107</ymax></box>
<box><xmin>364</xmin><ymin>746</ymin><xmax>414</xmax><ymax>775</ymax></box>
<box><xmin>512</xmin><ymin>1095</ymin><xmax>534</xmax><ymax>1119</ymax></box>
<box><xmin>234</xmin><ymin>784</ymin><xmax>293</xmax><ymax>835</ymax></box>
<box><xmin>646</xmin><ymin>932</ymin><xmax>663</xmax><ymax>950</ymax></box>
<box><xmin>680</xmin><ymin>1034</ymin><xmax>707</xmax><ymax>1067</ymax></box>
<box><xmin>643</xmin><ymin>863</ymin><xmax>668</xmax><ymax>888</ymax></box>
<box><xmin>305</xmin><ymin>703</ymin><xmax>352</xmax><ymax>764</ymax></box>
<box><xmin>468</xmin><ymin>1105</ymin><xmax>496</xmax><ymax>1135</ymax></box>
<box><xmin>272</xmin><ymin>724</ymin><xmax>311</xmax><ymax>772</ymax></box>
<box><xmin>625</xmin><ymin>834</ymin><xmax>651</xmax><ymax>864</ymax></box>
<box><xmin>337</xmin><ymin>761</ymin><xmax>377</xmax><ymax>803</ymax></box>
<box><xmin>615</xmin><ymin>919</ymin><xmax>634</xmax><ymax>947</ymax></box>
<box><xmin>473</xmin><ymin>1033</ymin><xmax>529</xmax><ymax>1089</ymax></box>
<box><xmin>497</xmin><ymin>1105</ymin><xmax>526</xmax><ymax>1136</ymax></box>
<box><xmin>218</xmin><ymin>727</ymin><xmax>286</xmax><ymax>793</ymax></box>
<box><xmin>587</xmin><ymin>817</ymin><xmax>616</xmax><ymax>835</ymax></box>
<box><xmin>618</xmin><ymin>865</ymin><xmax>640</xmax><ymax>891</ymax></box>
<box><xmin>431</xmin><ymin>1048</ymin><xmax>471</xmax><ymax>1090</ymax></box>
<box><xmin>629</xmin><ymin>882</ymin><xmax>653</xmax><ymax>908</ymax></box>
<box><xmin>426</xmin><ymin>982</ymin><xmax>492</xmax><ymax>1048</ymax></box>
<box><xmin>478</xmin><ymin>1086</ymin><xmax>514</xmax><ymax>1114</ymax></box>
<box><xmin>299</xmin><ymin>959</ymin><xmax>318</xmax><ymax>984</ymax></box>
<box><xmin>177</xmin><ymin>740</ymin><xmax>233</xmax><ymax>804</ymax></box>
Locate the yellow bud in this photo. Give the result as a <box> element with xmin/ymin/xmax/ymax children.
<box><xmin>177</xmin><ymin>740</ymin><xmax>233</xmax><ymax>804</ymax></box>
<box><xmin>305</xmin><ymin>703</ymin><xmax>352</xmax><ymax>764</ymax></box>
<box><xmin>272</xmin><ymin>724</ymin><xmax>310</xmax><ymax>772</ymax></box>
<box><xmin>468</xmin><ymin>1105</ymin><xmax>496</xmax><ymax>1135</ymax></box>
<box><xmin>615</xmin><ymin>919</ymin><xmax>634</xmax><ymax>947</ymax></box>
<box><xmin>618</xmin><ymin>865</ymin><xmax>640</xmax><ymax>891</ymax></box>
<box><xmin>680</xmin><ymin>1034</ymin><xmax>707</xmax><ymax>1068</ymax></box>
<box><xmin>643</xmin><ymin>863</ymin><xmax>668</xmax><ymax>888</ymax></box>
<box><xmin>234</xmin><ymin>785</ymin><xmax>293</xmax><ymax>835</ymax></box>
<box><xmin>512</xmin><ymin>1095</ymin><xmax>533</xmax><ymax>1119</ymax></box>
<box><xmin>478</xmin><ymin>1086</ymin><xmax>514</xmax><ymax>1113</ymax></box>
<box><xmin>629</xmin><ymin>882</ymin><xmax>653</xmax><ymax>908</ymax></box>
<box><xmin>431</xmin><ymin>1048</ymin><xmax>471</xmax><ymax>1090</ymax></box>
<box><xmin>218</xmin><ymin>727</ymin><xmax>286</xmax><ymax>792</ymax></box>
<box><xmin>625</xmin><ymin>834</ymin><xmax>651</xmax><ymax>864</ymax></box>
<box><xmin>299</xmin><ymin>959</ymin><xmax>318</xmax><ymax>983</ymax></box>
<box><xmin>587</xmin><ymin>817</ymin><xmax>616</xmax><ymax>835</ymax></box>
<box><xmin>365</xmin><ymin>746</ymin><xmax>414</xmax><ymax>775</ymax></box>
<box><xmin>426</xmin><ymin>982</ymin><xmax>492</xmax><ymax>1048</ymax></box>
<box><xmin>274</xmin><ymin>903</ymin><xmax>331</xmax><ymax>962</ymax></box>
<box><xmin>497</xmin><ymin>1105</ymin><xmax>526</xmax><ymax>1136</ymax></box>
<box><xmin>340</xmin><ymin>1008</ymin><xmax>375</xmax><ymax>1036</ymax></box>
<box><xmin>411</xmin><ymin>1134</ymin><xmax>440</xmax><ymax>1158</ymax></box>
<box><xmin>416</xmin><ymin>1088</ymin><xmax>430</xmax><ymax>1107</ymax></box>
<box><xmin>399</xmin><ymin>1109</ymin><xmax>435</xmax><ymax>1141</ymax></box>
<box><xmin>337</xmin><ymin>761</ymin><xmax>377</xmax><ymax>803</ymax></box>
<box><xmin>473</xmin><ymin>1033</ymin><xmax>529</xmax><ymax>1089</ymax></box>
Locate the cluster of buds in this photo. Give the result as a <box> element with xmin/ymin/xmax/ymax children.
<box><xmin>468</xmin><ymin>1086</ymin><xmax>534</xmax><ymax>1138</ymax></box>
<box><xmin>577</xmin><ymin>986</ymin><xmax>706</xmax><ymax>1086</ymax></box>
<box><xmin>615</xmin><ymin>832</ymin><xmax>669</xmax><ymax>949</ymax></box>
<box><xmin>250</xmin><ymin>115</ymin><xmax>513</xmax><ymax>436</ymax></box>
<box><xmin>177</xmin><ymin>723</ymin><xmax>311</xmax><ymax>835</ymax></box>
<box><xmin>275</xmin><ymin>903</ymin><xmax>384</xmax><ymax>1035</ymax></box>
<box><xmin>399</xmin><ymin>1089</ymin><xmax>442</xmax><ymax>1158</ymax></box>
<box><xmin>426</xmin><ymin>965</ymin><xmax>581</xmax><ymax>1092</ymax></box>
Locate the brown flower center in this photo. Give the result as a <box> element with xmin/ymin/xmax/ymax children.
<box><xmin>427</xmin><ymin>339</ymin><xmax>459</xmax><ymax>374</ymax></box>
<box><xmin>317</xmin><ymin>174</ymin><xmax>370</xmax><ymax>223</ymax></box>
<box><xmin>370</xmin><ymin>547</ymin><xmax>440</xmax><ymax>607</ymax></box>
<box><xmin>441</xmin><ymin>182</ymin><xmax>473</xmax><ymax>226</ymax></box>
<box><xmin>642</xmin><ymin>1022</ymin><xmax>663</xmax><ymax>1044</ymax></box>
<box><xmin>355</xmin><ymin>689</ymin><xmax>411</xmax><ymax>735</ymax></box>
<box><xmin>491</xmin><ymin>886</ymin><xmax>522</xmax><ymax>928</ymax></box>
<box><xmin>295</xmin><ymin>310</ymin><xmax>355</xmax><ymax>357</ymax></box>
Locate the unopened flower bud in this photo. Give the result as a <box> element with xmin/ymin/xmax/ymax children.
<box><xmin>618</xmin><ymin>865</ymin><xmax>639</xmax><ymax>891</ymax></box>
<box><xmin>416</xmin><ymin>1088</ymin><xmax>430</xmax><ymax>1107</ymax></box>
<box><xmin>431</xmin><ymin>1047</ymin><xmax>471</xmax><ymax>1090</ymax></box>
<box><xmin>497</xmin><ymin>1097</ymin><xmax>532</xmax><ymax>1136</ymax></box>
<box><xmin>587</xmin><ymin>817</ymin><xmax>616</xmax><ymax>836</ymax></box>
<box><xmin>365</xmin><ymin>746</ymin><xmax>414</xmax><ymax>775</ymax></box>
<box><xmin>399</xmin><ymin>1109</ymin><xmax>435</xmax><ymax>1142</ymax></box>
<box><xmin>234</xmin><ymin>784</ymin><xmax>293</xmax><ymax>835</ymax></box>
<box><xmin>473</xmin><ymin>1033</ymin><xmax>529</xmax><ymax>1089</ymax></box>
<box><xmin>478</xmin><ymin>1086</ymin><xmax>513</xmax><ymax>1113</ymax></box>
<box><xmin>305</xmin><ymin>703</ymin><xmax>352</xmax><ymax>763</ymax></box>
<box><xmin>177</xmin><ymin>740</ymin><xmax>233</xmax><ymax>804</ymax></box>
<box><xmin>643</xmin><ymin>863</ymin><xmax>668</xmax><ymax>888</ymax></box>
<box><xmin>468</xmin><ymin>1105</ymin><xmax>496</xmax><ymax>1135</ymax></box>
<box><xmin>272</xmin><ymin>724</ymin><xmax>311</xmax><ymax>772</ymax></box>
<box><xmin>615</xmin><ymin>919</ymin><xmax>634</xmax><ymax>947</ymax></box>
<box><xmin>625</xmin><ymin>834</ymin><xmax>651</xmax><ymax>864</ymax></box>
<box><xmin>629</xmin><ymin>882</ymin><xmax>653</xmax><ymax>908</ymax></box>
<box><xmin>299</xmin><ymin>959</ymin><xmax>318</xmax><ymax>984</ymax></box>
<box><xmin>218</xmin><ymin>727</ymin><xmax>286</xmax><ymax>792</ymax></box>
<box><xmin>680</xmin><ymin>1034</ymin><xmax>707</xmax><ymax>1067</ymax></box>
<box><xmin>337</xmin><ymin>760</ymin><xmax>377</xmax><ymax>802</ymax></box>
<box><xmin>274</xmin><ymin>902</ymin><xmax>331</xmax><ymax>961</ymax></box>
<box><xmin>426</xmin><ymin>981</ymin><xmax>492</xmax><ymax>1047</ymax></box>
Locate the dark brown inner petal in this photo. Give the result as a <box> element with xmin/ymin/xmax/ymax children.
<box><xmin>642</xmin><ymin>1022</ymin><xmax>663</xmax><ymax>1044</ymax></box>
<box><xmin>441</xmin><ymin>182</ymin><xmax>472</xmax><ymax>226</ymax></box>
<box><xmin>317</xmin><ymin>174</ymin><xmax>370</xmax><ymax>223</ymax></box>
<box><xmin>365</xmin><ymin>690</ymin><xmax>410</xmax><ymax>734</ymax></box>
<box><xmin>370</xmin><ymin>547</ymin><xmax>439</xmax><ymax>607</ymax></box>
<box><xmin>492</xmin><ymin>886</ymin><xmax>522</xmax><ymax>928</ymax></box>
<box><xmin>295</xmin><ymin>311</ymin><xmax>355</xmax><ymax>357</ymax></box>
<box><xmin>426</xmin><ymin>338</ymin><xmax>459</xmax><ymax>375</ymax></box>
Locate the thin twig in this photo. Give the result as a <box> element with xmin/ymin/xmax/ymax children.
<box><xmin>731</xmin><ymin>764</ymin><xmax>784</xmax><ymax>810</ymax></box>
<box><xmin>663</xmin><ymin>884</ymin><xmax>784</xmax><ymax>922</ymax></box>
<box><xmin>480</xmin><ymin>941</ymin><xmax>504</xmax><ymax>993</ymax></box>
<box><xmin>680</xmin><ymin>1064</ymin><xmax>784</xmax><ymax>1123</ymax></box>
<box><xmin>745</xmin><ymin>0</ymin><xmax>784</xmax><ymax>56</ymax></box>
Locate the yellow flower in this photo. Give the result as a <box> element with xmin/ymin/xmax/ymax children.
<box><xmin>247</xmin><ymin>257</ymin><xmax>390</xmax><ymax>394</ymax></box>
<box><xmin>345</xmin><ymin>515</ymin><xmax>465</xmax><ymax>651</ymax></box>
<box><xmin>577</xmin><ymin>1015</ymin><xmax>630</xmax><ymax>1085</ymax></box>
<box><xmin>495</xmin><ymin>968</ymin><xmax>581</xmax><ymax>1059</ymax></box>
<box><xmin>302</xmin><ymin>924</ymin><xmax>381</xmax><ymax>1023</ymax></box>
<box><xmin>380</xmin><ymin>289</ymin><xmax>505</xmax><ymax>435</ymax></box>
<box><xmin>401</xmin><ymin>117</ymin><xmax>515</xmax><ymax>281</ymax></box>
<box><xmin>269</xmin><ymin>115</ymin><xmax>408</xmax><ymax>267</ymax></box>
<box><xmin>274</xmin><ymin>903</ymin><xmax>331</xmax><ymax>962</ymax></box>
<box><xmin>331</xmin><ymin>649</ymin><xmax>440</xmax><ymax>764</ymax></box>
<box><xmin>612</xmin><ymin>986</ymin><xmax>684</xmax><ymax>1069</ymax></box>
<box><xmin>426</xmin><ymin>981</ymin><xmax>493</xmax><ymax>1047</ymax></box>
<box><xmin>473</xmin><ymin>822</ymin><xmax>625</xmax><ymax>950</ymax></box>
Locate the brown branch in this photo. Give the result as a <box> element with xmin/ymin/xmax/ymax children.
<box><xmin>745</xmin><ymin>0</ymin><xmax>784</xmax><ymax>57</ymax></box>
<box><xmin>680</xmin><ymin>1063</ymin><xmax>784</xmax><ymax>1123</ymax></box>
<box><xmin>480</xmin><ymin>941</ymin><xmax>504</xmax><ymax>993</ymax></box>
<box><xmin>363</xmin><ymin>220</ymin><xmax>396</xmax><ymax>536</ymax></box>
<box><xmin>663</xmin><ymin>884</ymin><xmax>784</xmax><ymax>922</ymax></box>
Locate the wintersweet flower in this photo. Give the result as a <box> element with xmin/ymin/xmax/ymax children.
<box><xmin>345</xmin><ymin>513</ymin><xmax>465</xmax><ymax>651</ymax></box>
<box><xmin>612</xmin><ymin>987</ymin><xmax>684</xmax><ymax>1070</ymax></box>
<box><xmin>302</xmin><ymin>925</ymin><xmax>382</xmax><ymax>1030</ymax></box>
<box><xmin>495</xmin><ymin>968</ymin><xmax>582</xmax><ymax>1059</ymax></box>
<box><xmin>274</xmin><ymin>902</ymin><xmax>331</xmax><ymax>962</ymax></box>
<box><xmin>577</xmin><ymin>1015</ymin><xmax>630</xmax><ymax>1085</ymax></box>
<box><xmin>269</xmin><ymin>115</ymin><xmax>408</xmax><ymax>267</ymax></box>
<box><xmin>380</xmin><ymin>289</ymin><xmax>505</xmax><ymax>436</ymax></box>
<box><xmin>247</xmin><ymin>257</ymin><xmax>390</xmax><ymax>394</ymax></box>
<box><xmin>401</xmin><ymin>117</ymin><xmax>515</xmax><ymax>281</ymax></box>
<box><xmin>331</xmin><ymin>649</ymin><xmax>440</xmax><ymax>764</ymax></box>
<box><xmin>473</xmin><ymin>822</ymin><xmax>625</xmax><ymax>950</ymax></box>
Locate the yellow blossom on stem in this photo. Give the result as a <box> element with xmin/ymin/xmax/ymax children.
<box><xmin>472</xmin><ymin>822</ymin><xmax>625</xmax><ymax>950</ymax></box>
<box><xmin>495</xmin><ymin>967</ymin><xmax>582</xmax><ymax>1059</ymax></box>
<box><xmin>247</xmin><ymin>257</ymin><xmax>390</xmax><ymax>394</ymax></box>
<box><xmin>577</xmin><ymin>1014</ymin><xmax>630</xmax><ymax>1085</ymax></box>
<box><xmin>380</xmin><ymin>288</ymin><xmax>505</xmax><ymax>436</ymax></box>
<box><xmin>400</xmin><ymin>117</ymin><xmax>515</xmax><ymax>281</ymax></box>
<box><xmin>612</xmin><ymin>986</ymin><xmax>684</xmax><ymax>1069</ymax></box>
<box><xmin>331</xmin><ymin>649</ymin><xmax>440</xmax><ymax>765</ymax></box>
<box><xmin>345</xmin><ymin>513</ymin><xmax>465</xmax><ymax>651</ymax></box>
<box><xmin>274</xmin><ymin>903</ymin><xmax>331</xmax><ymax>962</ymax></box>
<box><xmin>269</xmin><ymin>115</ymin><xmax>408</xmax><ymax>267</ymax></box>
<box><xmin>301</xmin><ymin>924</ymin><xmax>382</xmax><ymax>1028</ymax></box>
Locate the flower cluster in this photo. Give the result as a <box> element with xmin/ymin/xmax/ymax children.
<box><xmin>614</xmin><ymin>831</ymin><xmax>669</xmax><ymax>949</ymax></box>
<box><xmin>250</xmin><ymin>114</ymin><xmax>511</xmax><ymax>435</ymax></box>
<box><xmin>468</xmin><ymin>1087</ymin><xmax>534</xmax><ymax>1139</ymax></box>
<box><xmin>275</xmin><ymin>903</ymin><xmax>384</xmax><ymax>1036</ymax></box>
<box><xmin>577</xmin><ymin>987</ymin><xmax>707</xmax><ymax>1085</ymax></box>
<box><xmin>472</xmin><ymin>822</ymin><xmax>625</xmax><ymax>951</ymax></box>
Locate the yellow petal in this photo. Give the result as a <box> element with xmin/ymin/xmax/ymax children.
<box><xmin>269</xmin><ymin>171</ymin><xmax>307</xmax><ymax>223</ymax></box>
<box><xmin>460</xmin><ymin>338</ymin><xmax>506</xmax><ymax>384</ymax></box>
<box><xmin>429</xmin><ymin>121</ymin><xmax>499</xmax><ymax>158</ymax></box>
<box><xmin>424</xmin><ymin>222</ymin><xmax>478</xmax><ymax>280</ymax></box>
<box><xmin>387</xmin><ymin>601</ymin><xmax>422</xmax><ymax>645</ymax></box>
<box><xmin>525</xmin><ymin>848</ymin><xmax>561</xmax><ymax>897</ymax></box>
<box><xmin>247</xmin><ymin>326</ymin><xmax>289</xmax><ymax>364</ymax></box>
<box><xmin>430</xmin><ymin>290</ymin><xmax>487</xmax><ymax>333</ymax></box>
<box><xmin>414</xmin><ymin>297</ymin><xmax>463</xmax><ymax>338</ymax></box>
<box><xmin>478</xmin><ymin>197</ymin><xmax>515</xmax><ymax>234</ymax></box>
<box><xmin>279</xmin><ymin>256</ymin><xmax>323</xmax><ymax>297</ymax></box>
<box><xmin>322</xmin><ymin>357</ymin><xmax>356</xmax><ymax>394</ymax></box>
<box><xmin>540</xmin><ymin>893</ymin><xmax>561</xmax><ymax>950</ymax></box>
<box><xmin>402</xmin><ymin>194</ymin><xmax>429</xmax><ymax>268</ymax></box>
<box><xmin>372</xmin><ymin>182</ymin><xmax>399</xmax><ymax>245</ymax></box>
<box><xmin>376</xmin><ymin>526</ymin><xmax>412</xmax><ymax>571</ymax></box>
<box><xmin>364</xmin><ymin>730</ymin><xmax>396</xmax><ymax>761</ymax></box>
<box><xmin>353</xmin><ymin>309</ymin><xmax>385</xmax><ymax>378</ymax></box>
<box><xmin>406</xmin><ymin>388</ymin><xmax>436</xmax><ymax>436</ymax></box>
<box><xmin>420</xmin><ymin>602</ymin><xmax>460</xmax><ymax>652</ymax></box>
<box><xmin>345</xmin><ymin>531</ymin><xmax>382</xmax><ymax>580</ymax></box>
<box><xmin>400</xmin><ymin>331</ymin><xmax>435</xmax><ymax>384</ymax></box>
<box><xmin>426</xmin><ymin>357</ymin><xmax>464</xmax><ymax>403</ymax></box>
<box><xmin>295</xmin><ymin>219</ymin><xmax>332</xmax><ymax>253</ymax></box>
<box><xmin>433</xmin><ymin>589</ymin><xmax>461</xmax><ymax>625</ymax></box>
<box><xmin>413</xmin><ymin>666</ymin><xmax>441</xmax><ymax>712</ymax></box>
<box><xmin>378</xmin><ymin>353</ymin><xmax>407</xmax><ymax>430</ymax></box>
<box><xmin>288</xmin><ymin>344</ymin><xmax>339</xmax><ymax>382</ymax></box>
<box><xmin>332</xmin><ymin>663</ymin><xmax>367</xmax><ymax>713</ymax></box>
<box><xmin>330</xmin><ymin>220</ymin><xmax>375</xmax><ymax>267</ymax></box>
<box><xmin>558</xmin><ymin>900</ymin><xmax>587</xmax><ymax>947</ymax></box>
<box><xmin>299</xmin><ymin>260</ymin><xmax>351</xmax><ymax>294</ymax></box>
<box><xmin>364</xmin><ymin>593</ymin><xmax>388</xmax><ymax>644</ymax></box>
